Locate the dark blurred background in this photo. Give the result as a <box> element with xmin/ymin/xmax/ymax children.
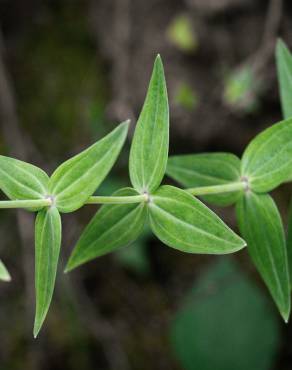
<box><xmin>0</xmin><ymin>0</ymin><xmax>291</xmax><ymax>369</ymax></box>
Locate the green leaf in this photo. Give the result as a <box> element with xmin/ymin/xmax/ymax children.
<box><xmin>241</xmin><ymin>117</ymin><xmax>292</xmax><ymax>192</ymax></box>
<box><xmin>0</xmin><ymin>259</ymin><xmax>11</xmax><ymax>282</ymax></box>
<box><xmin>167</xmin><ymin>153</ymin><xmax>241</xmax><ymax>206</ymax></box>
<box><xmin>129</xmin><ymin>55</ymin><xmax>169</xmax><ymax>193</ymax></box>
<box><xmin>34</xmin><ymin>206</ymin><xmax>62</xmax><ymax>337</ymax></box>
<box><xmin>276</xmin><ymin>39</ymin><xmax>292</xmax><ymax>119</ymax></box>
<box><xmin>148</xmin><ymin>185</ymin><xmax>245</xmax><ymax>254</ymax></box>
<box><xmin>0</xmin><ymin>156</ymin><xmax>49</xmax><ymax>201</ymax></box>
<box><xmin>171</xmin><ymin>258</ymin><xmax>280</xmax><ymax>370</ymax></box>
<box><xmin>49</xmin><ymin>121</ymin><xmax>129</xmax><ymax>213</ymax></box>
<box><xmin>236</xmin><ymin>192</ymin><xmax>290</xmax><ymax>321</ymax></box>
<box><xmin>287</xmin><ymin>199</ymin><xmax>292</xmax><ymax>285</ymax></box>
<box><xmin>65</xmin><ymin>188</ymin><xmax>147</xmax><ymax>272</ymax></box>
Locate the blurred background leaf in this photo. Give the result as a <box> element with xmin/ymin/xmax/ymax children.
<box><xmin>167</xmin><ymin>14</ymin><xmax>198</xmax><ymax>53</ymax></box>
<box><xmin>170</xmin><ymin>258</ymin><xmax>280</xmax><ymax>370</ymax></box>
<box><xmin>223</xmin><ymin>66</ymin><xmax>260</xmax><ymax>113</ymax></box>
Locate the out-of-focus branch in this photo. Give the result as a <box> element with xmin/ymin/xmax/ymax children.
<box><xmin>66</xmin><ymin>271</ymin><xmax>131</xmax><ymax>370</ymax></box>
<box><xmin>0</xmin><ymin>28</ymin><xmax>36</xmax><ymax>336</ymax></box>
<box><xmin>60</xmin><ymin>214</ymin><xmax>130</xmax><ymax>370</ymax></box>
<box><xmin>89</xmin><ymin>0</ymin><xmax>134</xmax><ymax>125</ymax></box>
<box><xmin>245</xmin><ymin>0</ymin><xmax>283</xmax><ymax>74</ymax></box>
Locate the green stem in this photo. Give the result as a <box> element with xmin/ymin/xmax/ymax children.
<box><xmin>0</xmin><ymin>182</ymin><xmax>245</xmax><ymax>210</ymax></box>
<box><xmin>186</xmin><ymin>181</ymin><xmax>246</xmax><ymax>196</ymax></box>
<box><xmin>86</xmin><ymin>194</ymin><xmax>148</xmax><ymax>204</ymax></box>
<box><xmin>0</xmin><ymin>199</ymin><xmax>52</xmax><ymax>209</ymax></box>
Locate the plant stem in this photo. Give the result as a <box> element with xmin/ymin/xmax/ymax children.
<box><xmin>0</xmin><ymin>199</ymin><xmax>52</xmax><ymax>209</ymax></box>
<box><xmin>86</xmin><ymin>194</ymin><xmax>148</xmax><ymax>204</ymax></box>
<box><xmin>0</xmin><ymin>182</ymin><xmax>246</xmax><ymax>210</ymax></box>
<box><xmin>186</xmin><ymin>181</ymin><xmax>246</xmax><ymax>196</ymax></box>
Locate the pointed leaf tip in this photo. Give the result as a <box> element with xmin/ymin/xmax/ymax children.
<box><xmin>149</xmin><ymin>186</ymin><xmax>246</xmax><ymax>254</ymax></box>
<box><xmin>49</xmin><ymin>121</ymin><xmax>129</xmax><ymax>212</ymax></box>
<box><xmin>276</xmin><ymin>39</ymin><xmax>292</xmax><ymax>120</ymax></box>
<box><xmin>34</xmin><ymin>207</ymin><xmax>62</xmax><ymax>337</ymax></box>
<box><xmin>129</xmin><ymin>50</ymin><xmax>169</xmax><ymax>193</ymax></box>
<box><xmin>276</xmin><ymin>38</ymin><xmax>286</xmax><ymax>50</ymax></box>
<box><xmin>0</xmin><ymin>260</ymin><xmax>11</xmax><ymax>282</ymax></box>
<box><xmin>121</xmin><ymin>119</ymin><xmax>130</xmax><ymax>129</ymax></box>
<box><xmin>236</xmin><ymin>192</ymin><xmax>290</xmax><ymax>321</ymax></box>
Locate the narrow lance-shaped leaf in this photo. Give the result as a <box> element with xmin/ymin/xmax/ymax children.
<box><xmin>287</xmin><ymin>199</ymin><xmax>292</xmax><ymax>285</ymax></box>
<box><xmin>276</xmin><ymin>39</ymin><xmax>292</xmax><ymax>119</ymax></box>
<box><xmin>65</xmin><ymin>188</ymin><xmax>147</xmax><ymax>272</ymax></box>
<box><xmin>0</xmin><ymin>259</ymin><xmax>11</xmax><ymax>282</ymax></box>
<box><xmin>49</xmin><ymin>121</ymin><xmax>129</xmax><ymax>213</ymax></box>
<box><xmin>277</xmin><ymin>40</ymin><xmax>292</xmax><ymax>286</ymax></box>
<box><xmin>167</xmin><ymin>153</ymin><xmax>242</xmax><ymax>206</ymax></box>
<box><xmin>148</xmin><ymin>185</ymin><xmax>246</xmax><ymax>254</ymax></box>
<box><xmin>236</xmin><ymin>192</ymin><xmax>290</xmax><ymax>321</ymax></box>
<box><xmin>34</xmin><ymin>206</ymin><xmax>61</xmax><ymax>337</ymax></box>
<box><xmin>241</xmin><ymin>117</ymin><xmax>292</xmax><ymax>192</ymax></box>
<box><xmin>129</xmin><ymin>55</ymin><xmax>169</xmax><ymax>193</ymax></box>
<box><xmin>0</xmin><ymin>156</ymin><xmax>49</xmax><ymax>201</ymax></box>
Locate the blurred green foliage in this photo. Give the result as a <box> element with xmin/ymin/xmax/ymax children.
<box><xmin>223</xmin><ymin>66</ymin><xmax>260</xmax><ymax>113</ymax></box>
<box><xmin>170</xmin><ymin>258</ymin><xmax>280</xmax><ymax>370</ymax></box>
<box><xmin>167</xmin><ymin>14</ymin><xmax>198</xmax><ymax>52</ymax></box>
<box><xmin>174</xmin><ymin>82</ymin><xmax>199</xmax><ymax>111</ymax></box>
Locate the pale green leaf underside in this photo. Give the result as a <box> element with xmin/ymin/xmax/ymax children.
<box><xmin>149</xmin><ymin>185</ymin><xmax>246</xmax><ymax>254</ymax></box>
<box><xmin>34</xmin><ymin>206</ymin><xmax>61</xmax><ymax>337</ymax></box>
<box><xmin>241</xmin><ymin>117</ymin><xmax>292</xmax><ymax>192</ymax></box>
<box><xmin>49</xmin><ymin>121</ymin><xmax>129</xmax><ymax>213</ymax></box>
<box><xmin>129</xmin><ymin>55</ymin><xmax>169</xmax><ymax>193</ymax></box>
<box><xmin>0</xmin><ymin>259</ymin><xmax>11</xmax><ymax>282</ymax></box>
<box><xmin>0</xmin><ymin>156</ymin><xmax>49</xmax><ymax>201</ymax></box>
<box><xmin>66</xmin><ymin>188</ymin><xmax>147</xmax><ymax>272</ymax></box>
<box><xmin>276</xmin><ymin>39</ymin><xmax>292</xmax><ymax>119</ymax></box>
<box><xmin>236</xmin><ymin>192</ymin><xmax>290</xmax><ymax>321</ymax></box>
<box><xmin>167</xmin><ymin>153</ymin><xmax>241</xmax><ymax>206</ymax></box>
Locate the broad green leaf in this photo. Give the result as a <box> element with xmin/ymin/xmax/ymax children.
<box><xmin>129</xmin><ymin>55</ymin><xmax>169</xmax><ymax>193</ymax></box>
<box><xmin>34</xmin><ymin>206</ymin><xmax>61</xmax><ymax>337</ymax></box>
<box><xmin>0</xmin><ymin>259</ymin><xmax>11</xmax><ymax>282</ymax></box>
<box><xmin>167</xmin><ymin>153</ymin><xmax>241</xmax><ymax>206</ymax></box>
<box><xmin>0</xmin><ymin>156</ymin><xmax>49</xmax><ymax>201</ymax></box>
<box><xmin>276</xmin><ymin>39</ymin><xmax>292</xmax><ymax>119</ymax></box>
<box><xmin>148</xmin><ymin>185</ymin><xmax>245</xmax><ymax>254</ymax></box>
<box><xmin>171</xmin><ymin>259</ymin><xmax>280</xmax><ymax>370</ymax></box>
<box><xmin>65</xmin><ymin>188</ymin><xmax>147</xmax><ymax>272</ymax></box>
<box><xmin>49</xmin><ymin>121</ymin><xmax>129</xmax><ymax>213</ymax></box>
<box><xmin>236</xmin><ymin>192</ymin><xmax>290</xmax><ymax>321</ymax></box>
<box><xmin>241</xmin><ymin>117</ymin><xmax>292</xmax><ymax>192</ymax></box>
